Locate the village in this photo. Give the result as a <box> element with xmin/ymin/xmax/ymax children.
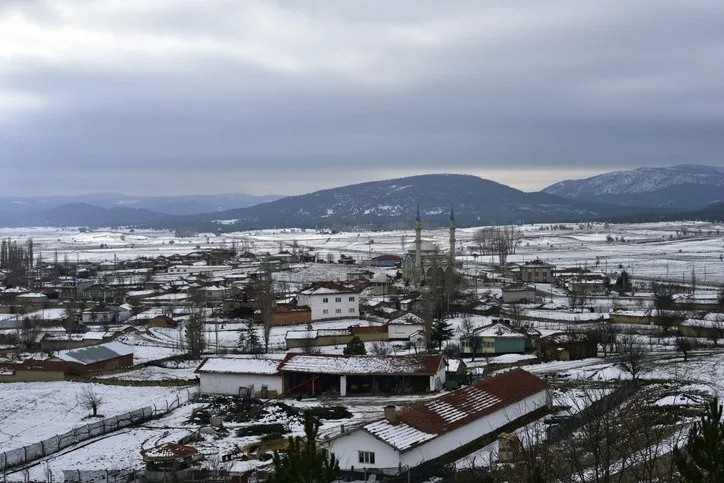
<box><xmin>0</xmin><ymin>217</ymin><xmax>723</xmax><ymax>482</ymax></box>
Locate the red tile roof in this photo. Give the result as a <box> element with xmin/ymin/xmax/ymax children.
<box><xmin>398</xmin><ymin>368</ymin><xmax>549</xmax><ymax>435</ymax></box>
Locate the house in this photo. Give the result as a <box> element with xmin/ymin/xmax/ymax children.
<box><xmin>537</xmin><ymin>332</ymin><xmax>597</xmax><ymax>361</ymax></box>
<box><xmin>371</xmin><ymin>255</ymin><xmax>403</xmax><ymax>268</ymax></box>
<box><xmin>195</xmin><ymin>356</ymin><xmax>285</xmax><ymax>398</ymax></box>
<box><xmin>278</xmin><ymin>354</ymin><xmax>446</xmax><ymax>397</ymax></box>
<box><xmin>520</xmin><ymin>259</ymin><xmax>555</xmax><ymax>283</ymax></box>
<box><xmin>285</xmin><ymin>329</ymin><xmax>353</xmax><ymax>349</ymax></box>
<box><xmin>296</xmin><ymin>282</ymin><xmax>361</xmax><ymax>321</ymax></box>
<box><xmin>148</xmin><ymin>314</ymin><xmax>177</xmax><ymax>328</ymax></box>
<box><xmin>387</xmin><ymin>312</ymin><xmax>425</xmax><ymax>340</ymax></box>
<box><xmin>81</xmin><ymin>305</ymin><xmax>115</xmax><ymax>325</ymax></box>
<box><xmin>326</xmin><ymin>368</ymin><xmax>550</xmax><ymax>474</ymax></box>
<box><xmin>460</xmin><ymin>323</ymin><xmax>527</xmax><ymax>356</ymax></box>
<box><xmin>50</xmin><ymin>341</ymin><xmax>134</xmax><ymax>372</ymax></box>
<box><xmin>679</xmin><ymin>317</ymin><xmax>724</xmax><ymax>340</ymax></box>
<box><xmin>15</xmin><ymin>292</ymin><xmax>48</xmax><ymax>310</ymax></box>
<box><xmin>556</xmin><ymin>268</ymin><xmax>609</xmax><ymax>294</ymax></box>
<box><xmin>81</xmin><ymin>284</ymin><xmax>115</xmax><ymax>303</ymax></box>
<box><xmin>502</xmin><ymin>283</ymin><xmax>537</xmax><ymax>304</ymax></box>
<box><xmin>0</xmin><ymin>360</ymin><xmax>75</xmax><ymax>382</ymax></box>
<box><xmin>269</xmin><ymin>304</ymin><xmax>312</xmax><ymax>326</ymax></box>
<box><xmin>371</xmin><ymin>272</ymin><xmax>394</xmax><ymax>297</ymax></box>
<box><xmin>338</xmin><ymin>254</ymin><xmax>356</xmax><ymax>265</ymax></box>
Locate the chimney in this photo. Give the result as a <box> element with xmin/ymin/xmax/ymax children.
<box><xmin>384</xmin><ymin>405</ymin><xmax>397</xmax><ymax>425</ymax></box>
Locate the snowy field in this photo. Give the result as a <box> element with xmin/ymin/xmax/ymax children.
<box><xmin>0</xmin><ymin>382</ymin><xmax>192</xmax><ymax>452</ymax></box>
<box><xmin>3</xmin><ymin>220</ymin><xmax>722</xmax><ymax>284</ymax></box>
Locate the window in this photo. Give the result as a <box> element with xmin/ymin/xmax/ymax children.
<box><xmin>335</xmin><ymin>296</ymin><xmax>342</xmax><ymax>302</ymax></box>
<box><xmin>358</xmin><ymin>451</ymin><xmax>375</xmax><ymax>464</ymax></box>
<box><xmin>322</xmin><ymin>297</ymin><xmax>328</xmax><ymax>303</ymax></box>
<box><xmin>323</xmin><ymin>309</ymin><xmax>329</xmax><ymax>315</ymax></box>
<box><xmin>335</xmin><ymin>308</ymin><xmax>342</xmax><ymax>314</ymax></box>
<box><xmin>349</xmin><ymin>308</ymin><xmax>355</xmax><ymax>313</ymax></box>
<box><xmin>349</xmin><ymin>296</ymin><xmax>355</xmax><ymax>302</ymax></box>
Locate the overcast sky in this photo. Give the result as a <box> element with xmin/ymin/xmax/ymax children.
<box><xmin>2</xmin><ymin>1</ymin><xmax>723</xmax><ymax>196</ymax></box>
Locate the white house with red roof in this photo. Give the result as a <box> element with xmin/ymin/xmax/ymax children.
<box><xmin>327</xmin><ymin>368</ymin><xmax>550</xmax><ymax>474</ymax></box>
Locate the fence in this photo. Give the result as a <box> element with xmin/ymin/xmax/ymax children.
<box><xmin>63</xmin><ymin>469</ymin><xmax>139</xmax><ymax>483</ymax></box>
<box><xmin>0</xmin><ymin>387</ymin><xmax>198</xmax><ymax>473</ymax></box>
<box><xmin>546</xmin><ymin>380</ymin><xmax>639</xmax><ymax>442</ymax></box>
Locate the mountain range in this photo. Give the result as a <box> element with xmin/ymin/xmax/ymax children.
<box><xmin>543</xmin><ymin>164</ymin><xmax>723</xmax><ymax>210</ymax></box>
<box><xmin>0</xmin><ymin>165</ymin><xmax>721</xmax><ymax>230</ymax></box>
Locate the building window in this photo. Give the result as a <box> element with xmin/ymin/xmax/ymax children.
<box><xmin>322</xmin><ymin>297</ymin><xmax>328</xmax><ymax>303</ymax></box>
<box><xmin>323</xmin><ymin>309</ymin><xmax>329</xmax><ymax>315</ymax></box>
<box><xmin>349</xmin><ymin>308</ymin><xmax>355</xmax><ymax>313</ymax></box>
<box><xmin>359</xmin><ymin>451</ymin><xmax>375</xmax><ymax>464</ymax></box>
<box><xmin>335</xmin><ymin>308</ymin><xmax>342</xmax><ymax>314</ymax></box>
<box><xmin>335</xmin><ymin>297</ymin><xmax>342</xmax><ymax>303</ymax></box>
<box><xmin>349</xmin><ymin>296</ymin><xmax>355</xmax><ymax>302</ymax></box>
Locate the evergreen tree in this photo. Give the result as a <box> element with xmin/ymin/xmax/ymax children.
<box><xmin>343</xmin><ymin>336</ymin><xmax>366</xmax><ymax>356</ymax></box>
<box><xmin>269</xmin><ymin>411</ymin><xmax>339</xmax><ymax>483</ymax></box>
<box><xmin>614</xmin><ymin>270</ymin><xmax>632</xmax><ymax>294</ymax></box>
<box><xmin>239</xmin><ymin>319</ymin><xmax>261</xmax><ymax>353</ymax></box>
<box><xmin>674</xmin><ymin>398</ymin><xmax>724</xmax><ymax>482</ymax></box>
<box><xmin>430</xmin><ymin>318</ymin><xmax>455</xmax><ymax>350</ymax></box>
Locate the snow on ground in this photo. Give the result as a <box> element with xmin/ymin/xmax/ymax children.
<box><xmin>0</xmin><ymin>382</ymin><xmax>192</xmax><ymax>452</ymax></box>
<box><xmin>96</xmin><ymin>365</ymin><xmax>198</xmax><ymax>381</ymax></box>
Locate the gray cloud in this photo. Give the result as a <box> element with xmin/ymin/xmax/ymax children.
<box><xmin>1</xmin><ymin>0</ymin><xmax>723</xmax><ymax>196</ymax></box>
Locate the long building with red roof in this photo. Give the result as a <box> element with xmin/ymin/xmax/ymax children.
<box><xmin>327</xmin><ymin>368</ymin><xmax>550</xmax><ymax>474</ymax></box>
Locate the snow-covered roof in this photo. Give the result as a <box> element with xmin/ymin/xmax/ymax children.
<box><xmin>472</xmin><ymin>323</ymin><xmax>526</xmax><ymax>339</ymax></box>
<box><xmin>354</xmin><ymin>369</ymin><xmax>548</xmax><ymax>452</ymax></box>
<box><xmin>195</xmin><ymin>356</ymin><xmax>284</xmax><ymax>375</ymax></box>
<box><xmin>704</xmin><ymin>313</ymin><xmax>724</xmax><ymax>322</ymax></box>
<box><xmin>388</xmin><ymin>312</ymin><xmax>424</xmax><ymax>326</ymax></box>
<box><xmin>286</xmin><ymin>330</ymin><xmax>317</xmax><ymax>340</ymax></box>
<box><xmin>54</xmin><ymin>341</ymin><xmax>133</xmax><ymax>365</ymax></box>
<box><xmin>279</xmin><ymin>354</ymin><xmax>443</xmax><ymax>376</ymax></box>
<box><xmin>364</xmin><ymin>420</ymin><xmax>435</xmax><ymax>451</ymax></box>
<box><xmin>16</xmin><ymin>292</ymin><xmax>47</xmax><ymax>298</ymax></box>
<box><xmin>681</xmin><ymin>318</ymin><xmax>724</xmax><ymax>329</ymax></box>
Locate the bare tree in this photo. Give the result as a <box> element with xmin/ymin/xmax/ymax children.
<box><xmin>18</xmin><ymin>316</ymin><xmax>41</xmax><ymax>349</ymax></box>
<box><xmin>77</xmin><ymin>386</ymin><xmax>104</xmax><ymax>417</ymax></box>
<box><xmin>675</xmin><ymin>336</ymin><xmax>695</xmax><ymax>362</ymax></box>
<box><xmin>370</xmin><ymin>341</ymin><xmax>392</xmax><ymax>356</ymax></box>
<box><xmin>472</xmin><ymin>226</ymin><xmax>522</xmax><ymax>267</ymax></box>
<box><xmin>252</xmin><ymin>262</ymin><xmax>275</xmax><ymax>353</ymax></box>
<box><xmin>616</xmin><ymin>334</ymin><xmax>649</xmax><ymax>381</ymax></box>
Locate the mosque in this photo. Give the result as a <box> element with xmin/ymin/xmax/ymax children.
<box><xmin>402</xmin><ymin>205</ymin><xmax>457</xmax><ymax>286</ymax></box>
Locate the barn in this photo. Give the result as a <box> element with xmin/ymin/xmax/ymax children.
<box><xmin>195</xmin><ymin>356</ymin><xmax>285</xmax><ymax>398</ymax></box>
<box><xmin>50</xmin><ymin>341</ymin><xmax>134</xmax><ymax>372</ymax></box>
<box><xmin>278</xmin><ymin>354</ymin><xmax>446</xmax><ymax>397</ymax></box>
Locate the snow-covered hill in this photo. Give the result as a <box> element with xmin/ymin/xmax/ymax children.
<box><xmin>543</xmin><ymin>165</ymin><xmax>724</xmax><ymax>210</ymax></box>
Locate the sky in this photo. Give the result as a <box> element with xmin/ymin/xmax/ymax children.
<box><xmin>1</xmin><ymin>0</ymin><xmax>724</xmax><ymax>197</ymax></box>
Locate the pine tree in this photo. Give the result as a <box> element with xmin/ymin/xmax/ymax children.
<box><xmin>239</xmin><ymin>319</ymin><xmax>261</xmax><ymax>353</ymax></box>
<box><xmin>269</xmin><ymin>411</ymin><xmax>339</xmax><ymax>483</ymax></box>
<box><xmin>674</xmin><ymin>398</ymin><xmax>724</xmax><ymax>482</ymax></box>
<box><xmin>430</xmin><ymin>318</ymin><xmax>454</xmax><ymax>350</ymax></box>
<box><xmin>615</xmin><ymin>270</ymin><xmax>632</xmax><ymax>294</ymax></box>
<box><xmin>343</xmin><ymin>336</ymin><xmax>366</xmax><ymax>356</ymax></box>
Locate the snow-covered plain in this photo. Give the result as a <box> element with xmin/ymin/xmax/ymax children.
<box><xmin>0</xmin><ymin>382</ymin><xmax>192</xmax><ymax>452</ymax></box>
<box><xmin>3</xmin><ymin>221</ymin><xmax>722</xmax><ymax>284</ymax></box>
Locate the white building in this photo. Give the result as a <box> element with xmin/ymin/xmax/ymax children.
<box><xmin>327</xmin><ymin>368</ymin><xmax>550</xmax><ymax>474</ymax></box>
<box><xmin>167</xmin><ymin>264</ymin><xmax>232</xmax><ymax>274</ymax></box>
<box><xmin>296</xmin><ymin>282</ymin><xmax>361</xmax><ymax>321</ymax></box>
<box><xmin>195</xmin><ymin>356</ymin><xmax>285</xmax><ymax>397</ymax></box>
<box><xmin>387</xmin><ymin>312</ymin><xmax>425</xmax><ymax>340</ymax></box>
<box><xmin>502</xmin><ymin>283</ymin><xmax>537</xmax><ymax>304</ymax></box>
